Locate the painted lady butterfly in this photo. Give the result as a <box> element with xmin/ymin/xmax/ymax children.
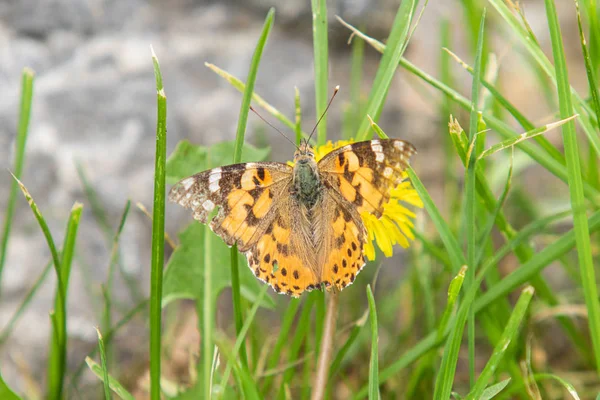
<box><xmin>169</xmin><ymin>139</ymin><xmax>416</xmax><ymax>297</ymax></box>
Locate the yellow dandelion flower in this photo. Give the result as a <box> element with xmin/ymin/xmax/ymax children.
<box><xmin>314</xmin><ymin>139</ymin><xmax>423</xmax><ymax>261</ymax></box>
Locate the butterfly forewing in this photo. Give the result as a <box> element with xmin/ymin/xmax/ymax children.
<box><xmin>318</xmin><ymin>139</ymin><xmax>416</xmax><ymax>218</ymax></box>
<box><xmin>169</xmin><ymin>162</ymin><xmax>292</xmax><ymax>250</ymax></box>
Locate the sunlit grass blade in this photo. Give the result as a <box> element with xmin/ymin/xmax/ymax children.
<box><xmin>478</xmin><ymin>115</ymin><xmax>578</xmax><ymax>160</ymax></box>
<box><xmin>230</xmin><ymin>8</ymin><xmax>274</xmax><ymax>372</ymax></box>
<box><xmin>366</xmin><ymin>286</ymin><xmax>379</xmax><ymax>400</ymax></box>
<box><xmin>479</xmin><ymin>378</ymin><xmax>511</xmax><ymax>400</ymax></box>
<box><xmin>220</xmin><ymin>285</ymin><xmax>269</xmax><ymax>396</ymax></box>
<box><xmin>533</xmin><ymin>374</ymin><xmax>581</xmax><ymax>400</ymax></box>
<box><xmin>443</xmin><ymin>47</ymin><xmax>564</xmax><ymax>163</ymax></box>
<box><xmin>0</xmin><ymin>258</ymin><xmax>52</xmax><ymax>344</ymax></box>
<box><xmin>576</xmin><ymin>0</ymin><xmax>600</xmax><ymax>129</ymax></box>
<box><xmin>437</xmin><ymin>266</ymin><xmax>467</xmax><ymax>341</ymax></box>
<box><xmin>353</xmin><ymin>0</ymin><xmax>418</xmax><ymax>140</ymax></box>
<box><xmin>488</xmin><ymin>0</ymin><xmax>600</xmax><ymax>158</ymax></box>
<box><xmin>86</xmin><ymin>357</ymin><xmax>134</xmax><ymax>400</ymax></box>
<box><xmin>94</xmin><ymin>328</ymin><xmax>112</xmax><ymax>400</ymax></box>
<box><xmin>466</xmin><ymin>286</ymin><xmax>534</xmax><ymax>400</ymax></box>
<box><xmin>205</xmin><ymin>62</ymin><xmax>307</xmax><ymax>139</ymax></box>
<box><xmin>311</xmin><ymin>0</ymin><xmax>328</xmax><ymax>145</ymax></box>
<box><xmin>149</xmin><ymin>46</ymin><xmax>167</xmax><ymax>400</ymax></box>
<box><xmin>544</xmin><ymin>0</ymin><xmax>600</xmax><ymax>374</ymax></box>
<box><xmin>0</xmin><ymin>67</ymin><xmax>34</xmax><ymax>292</ymax></box>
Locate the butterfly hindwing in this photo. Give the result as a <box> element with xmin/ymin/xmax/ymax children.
<box><xmin>318</xmin><ymin>139</ymin><xmax>416</xmax><ymax>218</ymax></box>
<box><xmin>318</xmin><ymin>191</ymin><xmax>367</xmax><ymax>291</ymax></box>
<box><xmin>169</xmin><ymin>162</ymin><xmax>292</xmax><ymax>250</ymax></box>
<box><xmin>245</xmin><ymin>195</ymin><xmax>320</xmax><ymax>297</ymax></box>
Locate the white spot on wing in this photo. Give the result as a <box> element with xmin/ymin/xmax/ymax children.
<box><xmin>181</xmin><ymin>178</ymin><xmax>195</xmax><ymax>190</ymax></box>
<box><xmin>371</xmin><ymin>143</ymin><xmax>383</xmax><ymax>153</ymax></box>
<box><xmin>375</xmin><ymin>152</ymin><xmax>385</xmax><ymax>162</ymax></box>
<box><xmin>202</xmin><ymin>199</ymin><xmax>215</xmax><ymax>211</ymax></box>
<box><xmin>209</xmin><ymin>168</ymin><xmax>222</xmax><ymax>183</ymax></box>
<box><xmin>394</xmin><ymin>141</ymin><xmax>404</xmax><ymax>150</ymax></box>
<box><xmin>383</xmin><ymin>167</ymin><xmax>393</xmax><ymax>177</ymax></box>
<box><xmin>209</xmin><ymin>181</ymin><xmax>220</xmax><ymax>193</ymax></box>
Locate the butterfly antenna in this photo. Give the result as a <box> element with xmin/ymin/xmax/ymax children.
<box><xmin>307</xmin><ymin>85</ymin><xmax>340</xmax><ymax>144</ymax></box>
<box><xmin>250</xmin><ymin>106</ymin><xmax>300</xmax><ymax>150</ymax></box>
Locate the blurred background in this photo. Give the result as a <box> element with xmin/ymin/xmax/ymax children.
<box><xmin>0</xmin><ymin>0</ymin><xmax>589</xmax><ymax>397</ymax></box>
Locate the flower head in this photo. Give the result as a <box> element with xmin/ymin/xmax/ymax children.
<box><xmin>313</xmin><ymin>139</ymin><xmax>423</xmax><ymax>260</ymax></box>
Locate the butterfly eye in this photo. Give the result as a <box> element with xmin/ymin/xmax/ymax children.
<box><xmin>308</xmin><ymin>152</ymin><xmax>314</xmax><ymax>157</ymax></box>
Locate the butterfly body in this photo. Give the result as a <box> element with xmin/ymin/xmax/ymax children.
<box><xmin>169</xmin><ymin>139</ymin><xmax>416</xmax><ymax>297</ymax></box>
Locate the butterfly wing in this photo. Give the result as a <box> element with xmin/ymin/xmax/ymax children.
<box><xmin>318</xmin><ymin>139</ymin><xmax>416</xmax><ymax>218</ymax></box>
<box><xmin>169</xmin><ymin>162</ymin><xmax>292</xmax><ymax>251</ymax></box>
<box><xmin>246</xmin><ymin>195</ymin><xmax>321</xmax><ymax>297</ymax></box>
<box><xmin>317</xmin><ymin>190</ymin><xmax>367</xmax><ymax>291</ymax></box>
<box><xmin>317</xmin><ymin>139</ymin><xmax>416</xmax><ymax>289</ymax></box>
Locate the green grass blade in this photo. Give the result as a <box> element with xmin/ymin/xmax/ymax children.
<box><xmin>220</xmin><ymin>285</ymin><xmax>269</xmax><ymax>396</ymax></box>
<box><xmin>443</xmin><ymin>48</ymin><xmax>565</xmax><ymax>163</ymax></box>
<box><xmin>533</xmin><ymin>374</ymin><xmax>581</xmax><ymax>400</ymax></box>
<box><xmin>86</xmin><ymin>357</ymin><xmax>135</xmax><ymax>400</ymax></box>
<box><xmin>0</xmin><ymin>68</ymin><xmax>34</xmax><ymax>292</ymax></box>
<box><xmin>479</xmin><ymin>378</ymin><xmax>511</xmax><ymax>400</ymax></box>
<box><xmin>354</xmin><ymin>0</ymin><xmax>418</xmax><ymax>140</ymax></box>
<box><xmin>95</xmin><ymin>328</ymin><xmax>112</xmax><ymax>400</ymax></box>
<box><xmin>71</xmin><ymin>299</ymin><xmax>148</xmax><ymax>388</ymax></box>
<box><xmin>50</xmin><ymin>202</ymin><xmax>82</xmax><ymax>399</ymax></box>
<box><xmin>205</xmin><ymin>63</ymin><xmax>307</xmax><ymax>139</ymax></box>
<box><xmin>311</xmin><ymin>0</ymin><xmax>328</xmax><ymax>146</ymax></box>
<box><xmin>465</xmin><ymin>10</ymin><xmax>486</xmax><ymax>386</ymax></box>
<box><xmin>478</xmin><ymin>115</ymin><xmax>578</xmax><ymax>160</ymax></box>
<box><xmin>544</xmin><ymin>0</ymin><xmax>600</xmax><ymax>374</ymax></box>
<box><xmin>576</xmin><ymin>0</ymin><xmax>600</xmax><ymax>130</ymax></box>
<box><xmin>407</xmin><ymin>167</ymin><xmax>466</xmax><ymax>272</ymax></box>
<box><xmin>466</xmin><ymin>286</ymin><xmax>534</xmax><ymax>400</ymax></box>
<box><xmin>10</xmin><ymin>173</ymin><xmax>70</xmax><ymax>399</ymax></box>
<box><xmin>437</xmin><ymin>266</ymin><xmax>467</xmax><ymax>342</ymax></box>
<box><xmin>230</xmin><ymin>8</ymin><xmax>274</xmax><ymax>372</ymax></box>
<box><xmin>488</xmin><ymin>0</ymin><xmax>600</xmax><ymax>158</ymax></box>
<box><xmin>261</xmin><ymin>299</ymin><xmax>301</xmax><ymax>392</ymax></box>
<box><xmin>0</xmin><ymin>374</ymin><xmax>20</xmax><ymax>400</ymax></box>
<box><xmin>202</xmin><ymin>223</ymin><xmax>214</xmax><ymax>399</ymax></box>
<box><xmin>329</xmin><ymin>309</ymin><xmax>368</xmax><ymax>379</ymax></box>
<box><xmin>279</xmin><ymin>297</ymin><xmax>315</xmax><ymax>397</ymax></box>
<box><xmin>103</xmin><ymin>200</ymin><xmax>131</xmax><ymax>359</ymax></box>
<box><xmin>149</xmin><ymin>46</ymin><xmax>167</xmax><ymax>400</ymax></box>
<box><xmin>476</xmin><ymin>209</ymin><xmax>600</xmax><ymax>311</ymax></box>
<box><xmin>366</xmin><ymin>285</ymin><xmax>379</xmax><ymax>400</ymax></box>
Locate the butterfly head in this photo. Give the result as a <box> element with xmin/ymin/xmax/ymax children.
<box><xmin>294</xmin><ymin>139</ymin><xmax>315</xmax><ymax>165</ymax></box>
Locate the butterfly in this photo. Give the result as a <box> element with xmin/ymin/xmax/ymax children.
<box><xmin>169</xmin><ymin>138</ymin><xmax>416</xmax><ymax>297</ymax></box>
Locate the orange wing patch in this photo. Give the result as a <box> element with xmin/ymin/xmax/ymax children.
<box><xmin>319</xmin><ymin>139</ymin><xmax>416</xmax><ymax>218</ymax></box>
<box><xmin>169</xmin><ymin>162</ymin><xmax>292</xmax><ymax>250</ymax></box>
<box><xmin>320</xmin><ymin>196</ymin><xmax>367</xmax><ymax>291</ymax></box>
<box><xmin>245</xmin><ymin>215</ymin><xmax>319</xmax><ymax>297</ymax></box>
